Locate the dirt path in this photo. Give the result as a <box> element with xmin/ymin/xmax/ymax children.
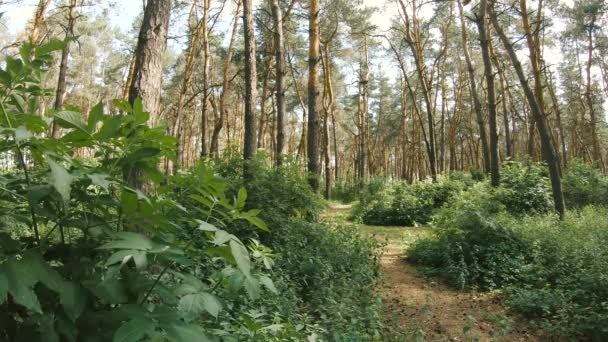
<box><xmin>379</xmin><ymin>242</ymin><xmax>539</xmax><ymax>341</ymax></box>
<box><xmin>324</xmin><ymin>204</ymin><xmax>541</xmax><ymax>341</ymax></box>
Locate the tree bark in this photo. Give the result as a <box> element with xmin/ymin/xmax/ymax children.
<box><xmin>128</xmin><ymin>0</ymin><xmax>171</xmax><ymax>124</ymax></box>
<box><xmin>307</xmin><ymin>0</ymin><xmax>321</xmax><ymax>191</ymax></box>
<box><xmin>270</xmin><ymin>0</ymin><xmax>286</xmax><ymax>166</ymax></box>
<box><xmin>242</xmin><ymin>0</ymin><xmax>258</xmax><ymax>181</ymax></box>
<box><xmin>457</xmin><ymin>0</ymin><xmax>491</xmax><ymax>173</ymax></box>
<box><xmin>200</xmin><ymin>0</ymin><xmax>211</xmax><ymax>158</ymax></box>
<box><xmin>490</xmin><ymin>3</ymin><xmax>565</xmax><ymax>219</ymax></box>
<box><xmin>52</xmin><ymin>0</ymin><xmax>77</xmax><ymax>138</ymax></box>
<box><xmin>210</xmin><ymin>2</ymin><xmax>240</xmax><ymax>157</ymax></box>
<box><xmin>476</xmin><ymin>0</ymin><xmax>500</xmax><ymax>186</ymax></box>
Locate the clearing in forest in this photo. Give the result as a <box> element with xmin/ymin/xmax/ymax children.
<box><xmin>325</xmin><ymin>204</ymin><xmax>542</xmax><ymax>341</ymax></box>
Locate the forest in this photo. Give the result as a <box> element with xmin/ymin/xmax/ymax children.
<box><xmin>0</xmin><ymin>0</ymin><xmax>608</xmax><ymax>340</ymax></box>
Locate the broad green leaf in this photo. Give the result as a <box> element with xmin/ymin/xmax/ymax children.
<box><xmin>236</xmin><ymin>187</ymin><xmax>247</xmax><ymax>209</ymax></box>
<box><xmin>197</xmin><ymin>221</ymin><xmax>217</xmax><ymax>232</ymax></box>
<box><xmin>0</xmin><ymin>252</ymin><xmax>65</xmax><ymax>313</ymax></box>
<box><xmin>55</xmin><ymin>315</ymin><xmax>78</xmax><ymax>342</ymax></box>
<box><xmin>88</xmin><ymin>173</ymin><xmax>112</xmax><ymax>190</ymax></box>
<box><xmin>212</xmin><ymin>230</ymin><xmax>232</xmax><ymax>245</ymax></box>
<box><xmin>204</xmin><ymin>246</ymin><xmax>234</xmax><ymax>263</ymax></box>
<box><xmin>60</xmin><ymin>282</ymin><xmax>86</xmax><ymax>322</ymax></box>
<box><xmin>87</xmin><ymin>102</ymin><xmax>104</xmax><ymax>130</ymax></box>
<box><xmin>229</xmin><ymin>240</ymin><xmax>251</xmax><ymax>277</ymax></box>
<box><xmin>178</xmin><ymin>292</ymin><xmax>221</xmax><ymax>318</ymax></box>
<box><xmin>120</xmin><ymin>189</ymin><xmax>138</xmax><ymax>213</ymax></box>
<box><xmin>112</xmin><ymin>99</ymin><xmax>132</xmax><ymax>113</ymax></box>
<box><xmin>97</xmin><ymin>116</ymin><xmax>122</xmax><ymax>139</ymax></box>
<box><xmin>113</xmin><ymin>317</ymin><xmax>155</xmax><ymax>342</ymax></box>
<box><xmin>54</xmin><ymin>110</ymin><xmax>90</xmax><ymax>134</ymax></box>
<box><xmin>10</xmin><ymin>283</ymin><xmax>41</xmax><ymax>313</ymax></box>
<box><xmin>27</xmin><ymin>185</ymin><xmax>54</xmax><ymax>205</ymax></box>
<box><xmin>132</xmin><ymin>98</ymin><xmax>149</xmax><ymax>125</ymax></box>
<box><xmin>190</xmin><ymin>194</ymin><xmax>213</xmax><ymax>208</ymax></box>
<box><xmin>10</xmin><ymin>94</ymin><xmax>26</xmax><ymax>113</ymax></box>
<box><xmin>259</xmin><ymin>275</ymin><xmax>278</xmax><ymax>294</ymax></box>
<box><xmin>36</xmin><ymin>38</ymin><xmax>67</xmax><ymax>55</ymax></box>
<box><xmin>46</xmin><ymin>157</ymin><xmax>73</xmax><ymax>203</ymax></box>
<box><xmin>105</xmin><ymin>249</ymin><xmax>147</xmax><ymax>269</ymax></box>
<box><xmin>244</xmin><ymin>215</ymin><xmax>270</xmax><ymax>233</ymax></box>
<box><xmin>162</xmin><ymin>321</ymin><xmax>211</xmax><ymax>342</ymax></box>
<box><xmin>85</xmin><ymin>277</ymin><xmax>128</xmax><ymax>304</ymax></box>
<box><xmin>243</xmin><ymin>275</ymin><xmax>261</xmax><ymax>300</ymax></box>
<box><xmin>98</xmin><ymin>232</ymin><xmax>153</xmax><ymax>250</ymax></box>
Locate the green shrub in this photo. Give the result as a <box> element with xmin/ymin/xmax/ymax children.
<box><xmin>410</xmin><ymin>185</ymin><xmax>532</xmax><ymax>290</ymax></box>
<box><xmin>562</xmin><ymin>159</ymin><xmax>608</xmax><ymax>207</ymax></box>
<box><xmin>504</xmin><ymin>207</ymin><xmax>608</xmax><ymax>338</ymax></box>
<box><xmin>410</xmin><ymin>200</ymin><xmax>608</xmax><ymax>339</ymax></box>
<box><xmin>215</xmin><ymin>150</ymin><xmax>324</xmax><ymax>225</ymax></box>
<box><xmin>270</xmin><ymin>220</ymin><xmax>390</xmax><ymax>340</ymax></box>
<box><xmin>352</xmin><ymin>176</ymin><xmax>468</xmax><ymax>226</ymax></box>
<box><xmin>494</xmin><ymin>161</ymin><xmax>552</xmax><ymax>215</ymax></box>
<box><xmin>331</xmin><ymin>180</ymin><xmax>359</xmax><ymax>203</ymax></box>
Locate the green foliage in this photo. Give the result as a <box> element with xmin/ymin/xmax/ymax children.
<box><xmin>352</xmin><ymin>176</ymin><xmax>469</xmax><ymax>226</ymax></box>
<box><xmin>493</xmin><ymin>161</ymin><xmax>552</xmax><ymax>215</ymax></box>
<box><xmin>0</xmin><ymin>43</ymin><xmax>310</xmax><ymax>341</ymax></box>
<box><xmin>562</xmin><ymin>159</ymin><xmax>608</xmax><ymax>207</ymax></box>
<box><xmin>409</xmin><ymin>189</ymin><xmax>608</xmax><ymax>339</ymax></box>
<box><xmin>331</xmin><ymin>181</ymin><xmax>359</xmax><ymax>203</ymax></box>
<box><xmin>214</xmin><ymin>149</ymin><xmax>324</xmax><ymax>225</ymax></box>
<box><xmin>270</xmin><ymin>220</ymin><xmax>390</xmax><ymax>340</ymax></box>
<box><xmin>504</xmin><ymin>207</ymin><xmax>608</xmax><ymax>338</ymax></box>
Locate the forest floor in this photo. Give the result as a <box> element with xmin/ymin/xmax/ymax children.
<box><xmin>323</xmin><ymin>204</ymin><xmax>543</xmax><ymax>341</ymax></box>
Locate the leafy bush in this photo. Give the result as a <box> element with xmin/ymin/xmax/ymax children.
<box><xmin>494</xmin><ymin>161</ymin><xmax>552</xmax><ymax>215</ymax></box>
<box><xmin>270</xmin><ymin>220</ymin><xmax>391</xmax><ymax>340</ymax></box>
<box><xmin>562</xmin><ymin>159</ymin><xmax>608</xmax><ymax>207</ymax></box>
<box><xmin>0</xmin><ymin>43</ymin><xmax>312</xmax><ymax>341</ymax></box>
<box><xmin>504</xmin><ymin>207</ymin><xmax>608</xmax><ymax>338</ymax></box>
<box><xmin>410</xmin><ymin>184</ymin><xmax>532</xmax><ymax>290</ymax></box>
<box><xmin>352</xmin><ymin>176</ymin><xmax>468</xmax><ymax>226</ymax></box>
<box><xmin>409</xmin><ymin>193</ymin><xmax>608</xmax><ymax>339</ymax></box>
<box><xmin>214</xmin><ymin>149</ymin><xmax>324</xmax><ymax>225</ymax></box>
<box><xmin>331</xmin><ymin>180</ymin><xmax>359</xmax><ymax>203</ymax></box>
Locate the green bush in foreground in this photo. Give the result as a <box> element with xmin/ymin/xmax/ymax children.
<box><xmin>0</xmin><ymin>43</ymin><xmax>393</xmax><ymax>341</ymax></box>
<box><xmin>409</xmin><ymin>202</ymin><xmax>608</xmax><ymax>339</ymax></box>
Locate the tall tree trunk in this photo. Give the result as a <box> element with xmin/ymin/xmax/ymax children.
<box><xmin>271</xmin><ymin>0</ymin><xmax>286</xmax><ymax>166</ymax></box>
<box><xmin>321</xmin><ymin>44</ymin><xmax>335</xmax><ymax>199</ymax></box>
<box><xmin>123</xmin><ymin>54</ymin><xmax>137</xmax><ymax>100</ymax></box>
<box><xmin>307</xmin><ymin>0</ymin><xmax>321</xmax><ymax>191</ymax></box>
<box><xmin>210</xmin><ymin>2</ymin><xmax>240</xmax><ymax>157</ymax></box>
<box><xmin>476</xmin><ymin>0</ymin><xmax>500</xmax><ymax>186</ymax></box>
<box><xmin>173</xmin><ymin>0</ymin><xmax>203</xmax><ymax>172</ymax></box>
<box><xmin>200</xmin><ymin>0</ymin><xmax>211</xmax><ymax>158</ymax></box>
<box><xmin>128</xmin><ymin>0</ymin><xmax>171</xmax><ymax>124</ymax></box>
<box><xmin>242</xmin><ymin>0</ymin><xmax>258</xmax><ymax>181</ymax></box>
<box><xmin>546</xmin><ymin>69</ymin><xmax>568</xmax><ymax>168</ymax></box>
<box><xmin>398</xmin><ymin>0</ymin><xmax>437</xmax><ymax>181</ymax></box>
<box><xmin>490</xmin><ymin>3</ymin><xmax>565</xmax><ymax>219</ymax></box>
<box><xmin>457</xmin><ymin>0</ymin><xmax>491</xmax><ymax>173</ymax></box>
<box><xmin>585</xmin><ymin>22</ymin><xmax>601</xmax><ymax>164</ymax></box>
<box><xmin>52</xmin><ymin>0</ymin><xmax>77</xmax><ymax>138</ymax></box>
<box><xmin>126</xmin><ymin>0</ymin><xmax>171</xmax><ymax>189</ymax></box>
